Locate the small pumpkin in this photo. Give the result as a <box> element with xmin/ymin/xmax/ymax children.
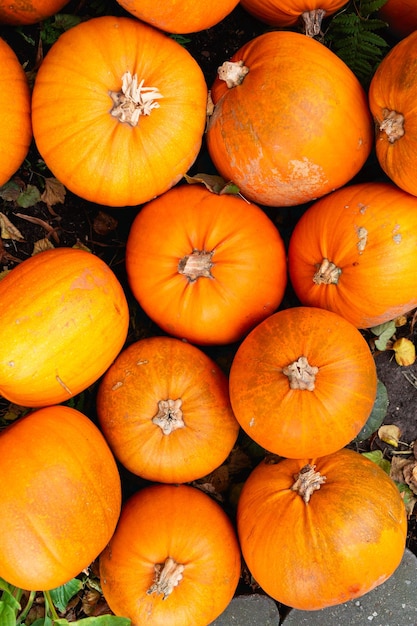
<box><xmin>229</xmin><ymin>306</ymin><xmax>377</xmax><ymax>458</ymax></box>
<box><xmin>0</xmin><ymin>0</ymin><xmax>69</xmax><ymax>24</ymax></box>
<box><xmin>96</xmin><ymin>336</ymin><xmax>240</xmax><ymax>484</ymax></box>
<box><xmin>0</xmin><ymin>247</ymin><xmax>129</xmax><ymax>407</ymax></box>
<box><xmin>206</xmin><ymin>30</ymin><xmax>373</xmax><ymax>207</ymax></box>
<box><xmin>99</xmin><ymin>483</ymin><xmax>241</xmax><ymax>626</ymax></box>
<box><xmin>368</xmin><ymin>31</ymin><xmax>417</xmax><ymax>197</ymax></box>
<box><xmin>378</xmin><ymin>0</ymin><xmax>417</xmax><ymax>39</ymax></box>
<box><xmin>288</xmin><ymin>182</ymin><xmax>417</xmax><ymax>328</ymax></box>
<box><xmin>125</xmin><ymin>184</ymin><xmax>287</xmax><ymax>345</ymax></box>
<box><xmin>31</xmin><ymin>16</ymin><xmax>207</xmax><ymax>207</ymax></box>
<box><xmin>237</xmin><ymin>448</ymin><xmax>407</xmax><ymax>610</ymax></box>
<box><xmin>115</xmin><ymin>0</ymin><xmax>239</xmax><ymax>33</ymax></box>
<box><xmin>0</xmin><ymin>405</ymin><xmax>121</xmax><ymax>591</ymax></box>
<box><xmin>0</xmin><ymin>37</ymin><xmax>32</xmax><ymax>186</ymax></box>
<box><xmin>239</xmin><ymin>0</ymin><xmax>348</xmax><ymax>36</ymax></box>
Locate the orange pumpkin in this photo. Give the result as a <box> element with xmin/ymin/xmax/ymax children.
<box><xmin>0</xmin><ymin>247</ymin><xmax>129</xmax><ymax>407</ymax></box>
<box><xmin>237</xmin><ymin>448</ymin><xmax>407</xmax><ymax>610</ymax></box>
<box><xmin>229</xmin><ymin>306</ymin><xmax>377</xmax><ymax>458</ymax></box>
<box><xmin>368</xmin><ymin>31</ymin><xmax>417</xmax><ymax>197</ymax></box>
<box><xmin>0</xmin><ymin>0</ymin><xmax>69</xmax><ymax>24</ymax></box>
<box><xmin>96</xmin><ymin>336</ymin><xmax>239</xmax><ymax>484</ymax></box>
<box><xmin>31</xmin><ymin>16</ymin><xmax>207</xmax><ymax>207</ymax></box>
<box><xmin>99</xmin><ymin>483</ymin><xmax>241</xmax><ymax>626</ymax></box>
<box><xmin>115</xmin><ymin>0</ymin><xmax>240</xmax><ymax>33</ymax></box>
<box><xmin>206</xmin><ymin>30</ymin><xmax>373</xmax><ymax>207</ymax></box>
<box><xmin>125</xmin><ymin>184</ymin><xmax>287</xmax><ymax>345</ymax></box>
<box><xmin>240</xmin><ymin>0</ymin><xmax>348</xmax><ymax>35</ymax></box>
<box><xmin>378</xmin><ymin>0</ymin><xmax>417</xmax><ymax>39</ymax></box>
<box><xmin>288</xmin><ymin>182</ymin><xmax>417</xmax><ymax>328</ymax></box>
<box><xmin>0</xmin><ymin>405</ymin><xmax>121</xmax><ymax>590</ymax></box>
<box><xmin>0</xmin><ymin>37</ymin><xmax>32</xmax><ymax>186</ymax></box>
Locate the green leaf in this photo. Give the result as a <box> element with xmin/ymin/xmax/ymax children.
<box><xmin>54</xmin><ymin>616</ymin><xmax>131</xmax><ymax>625</ymax></box>
<box><xmin>354</xmin><ymin>379</ymin><xmax>389</xmax><ymax>441</ymax></box>
<box><xmin>0</xmin><ymin>601</ymin><xmax>16</xmax><ymax>626</ymax></box>
<box><xmin>16</xmin><ymin>185</ymin><xmax>41</xmax><ymax>208</ymax></box>
<box><xmin>371</xmin><ymin>319</ymin><xmax>396</xmax><ymax>350</ymax></box>
<box><xmin>362</xmin><ymin>449</ymin><xmax>391</xmax><ymax>474</ymax></box>
<box><xmin>49</xmin><ymin>578</ymin><xmax>83</xmax><ymax>613</ymax></box>
<box><xmin>31</xmin><ymin>617</ymin><xmax>53</xmax><ymax>626</ymax></box>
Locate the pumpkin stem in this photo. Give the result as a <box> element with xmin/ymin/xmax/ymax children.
<box><xmin>152</xmin><ymin>398</ymin><xmax>185</xmax><ymax>435</ymax></box>
<box><xmin>313</xmin><ymin>258</ymin><xmax>342</xmax><ymax>285</ymax></box>
<box><xmin>147</xmin><ymin>557</ymin><xmax>185</xmax><ymax>600</ymax></box>
<box><xmin>301</xmin><ymin>9</ymin><xmax>326</xmax><ymax>37</ymax></box>
<box><xmin>178</xmin><ymin>249</ymin><xmax>214</xmax><ymax>282</ymax></box>
<box><xmin>282</xmin><ymin>356</ymin><xmax>318</xmax><ymax>391</ymax></box>
<box><xmin>217</xmin><ymin>60</ymin><xmax>249</xmax><ymax>88</ymax></box>
<box><xmin>109</xmin><ymin>71</ymin><xmax>163</xmax><ymax>127</ymax></box>
<box><xmin>379</xmin><ymin>108</ymin><xmax>405</xmax><ymax>144</ymax></box>
<box><xmin>291</xmin><ymin>464</ymin><xmax>327</xmax><ymax>504</ymax></box>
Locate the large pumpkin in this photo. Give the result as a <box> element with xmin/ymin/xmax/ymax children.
<box><xmin>0</xmin><ymin>37</ymin><xmax>32</xmax><ymax>186</ymax></box>
<box><xmin>288</xmin><ymin>182</ymin><xmax>417</xmax><ymax>328</ymax></box>
<box><xmin>228</xmin><ymin>306</ymin><xmax>377</xmax><ymax>458</ymax></box>
<box><xmin>0</xmin><ymin>405</ymin><xmax>121</xmax><ymax>591</ymax></box>
<box><xmin>0</xmin><ymin>0</ymin><xmax>69</xmax><ymax>24</ymax></box>
<box><xmin>96</xmin><ymin>336</ymin><xmax>239</xmax><ymax>484</ymax></box>
<box><xmin>237</xmin><ymin>448</ymin><xmax>407</xmax><ymax>610</ymax></box>
<box><xmin>125</xmin><ymin>184</ymin><xmax>287</xmax><ymax>345</ymax></box>
<box><xmin>115</xmin><ymin>0</ymin><xmax>239</xmax><ymax>33</ymax></box>
<box><xmin>206</xmin><ymin>30</ymin><xmax>373</xmax><ymax>207</ymax></box>
<box><xmin>378</xmin><ymin>0</ymin><xmax>417</xmax><ymax>39</ymax></box>
<box><xmin>99</xmin><ymin>483</ymin><xmax>241</xmax><ymax>626</ymax></box>
<box><xmin>368</xmin><ymin>31</ymin><xmax>417</xmax><ymax>197</ymax></box>
<box><xmin>0</xmin><ymin>247</ymin><xmax>129</xmax><ymax>407</ymax></box>
<box><xmin>31</xmin><ymin>16</ymin><xmax>207</xmax><ymax>207</ymax></box>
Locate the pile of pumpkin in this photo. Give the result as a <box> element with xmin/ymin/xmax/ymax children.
<box><xmin>0</xmin><ymin>0</ymin><xmax>417</xmax><ymax>623</ymax></box>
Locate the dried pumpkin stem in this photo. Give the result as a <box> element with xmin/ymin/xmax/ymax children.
<box><xmin>147</xmin><ymin>557</ymin><xmax>185</xmax><ymax>600</ymax></box>
<box><xmin>379</xmin><ymin>108</ymin><xmax>405</xmax><ymax>143</ymax></box>
<box><xmin>301</xmin><ymin>9</ymin><xmax>326</xmax><ymax>37</ymax></box>
<box><xmin>109</xmin><ymin>71</ymin><xmax>163</xmax><ymax>127</ymax></box>
<box><xmin>291</xmin><ymin>464</ymin><xmax>327</xmax><ymax>504</ymax></box>
<box><xmin>217</xmin><ymin>60</ymin><xmax>249</xmax><ymax>88</ymax></box>
<box><xmin>178</xmin><ymin>249</ymin><xmax>214</xmax><ymax>282</ymax></box>
<box><xmin>282</xmin><ymin>356</ymin><xmax>318</xmax><ymax>391</ymax></box>
<box><xmin>152</xmin><ymin>398</ymin><xmax>185</xmax><ymax>435</ymax></box>
<box><xmin>313</xmin><ymin>258</ymin><xmax>342</xmax><ymax>285</ymax></box>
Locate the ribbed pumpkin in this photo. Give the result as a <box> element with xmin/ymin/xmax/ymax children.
<box><xmin>229</xmin><ymin>306</ymin><xmax>377</xmax><ymax>459</ymax></box>
<box><xmin>31</xmin><ymin>16</ymin><xmax>207</xmax><ymax>207</ymax></box>
<box><xmin>0</xmin><ymin>37</ymin><xmax>32</xmax><ymax>186</ymax></box>
<box><xmin>239</xmin><ymin>0</ymin><xmax>348</xmax><ymax>35</ymax></box>
<box><xmin>0</xmin><ymin>405</ymin><xmax>121</xmax><ymax>591</ymax></box>
<box><xmin>99</xmin><ymin>484</ymin><xmax>241</xmax><ymax>626</ymax></box>
<box><xmin>378</xmin><ymin>0</ymin><xmax>417</xmax><ymax>39</ymax></box>
<box><xmin>125</xmin><ymin>184</ymin><xmax>287</xmax><ymax>345</ymax></box>
<box><xmin>96</xmin><ymin>336</ymin><xmax>240</xmax><ymax>484</ymax></box>
<box><xmin>0</xmin><ymin>0</ymin><xmax>69</xmax><ymax>24</ymax></box>
<box><xmin>0</xmin><ymin>248</ymin><xmax>129</xmax><ymax>407</ymax></box>
<box><xmin>237</xmin><ymin>448</ymin><xmax>407</xmax><ymax>610</ymax></box>
<box><xmin>368</xmin><ymin>31</ymin><xmax>417</xmax><ymax>197</ymax></box>
<box><xmin>288</xmin><ymin>182</ymin><xmax>417</xmax><ymax>328</ymax></box>
<box><xmin>115</xmin><ymin>0</ymin><xmax>239</xmax><ymax>33</ymax></box>
<box><xmin>206</xmin><ymin>30</ymin><xmax>373</xmax><ymax>207</ymax></box>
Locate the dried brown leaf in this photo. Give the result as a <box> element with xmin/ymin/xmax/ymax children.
<box><xmin>93</xmin><ymin>211</ymin><xmax>118</xmax><ymax>235</ymax></box>
<box><xmin>32</xmin><ymin>238</ymin><xmax>55</xmax><ymax>255</ymax></box>
<box><xmin>41</xmin><ymin>177</ymin><xmax>66</xmax><ymax>208</ymax></box>
<box><xmin>0</xmin><ymin>212</ymin><xmax>24</xmax><ymax>240</ymax></box>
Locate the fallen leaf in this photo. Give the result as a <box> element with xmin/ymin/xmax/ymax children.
<box><xmin>41</xmin><ymin>177</ymin><xmax>66</xmax><ymax>209</ymax></box>
<box><xmin>392</xmin><ymin>337</ymin><xmax>416</xmax><ymax>366</ymax></box>
<box><xmin>16</xmin><ymin>184</ymin><xmax>41</xmax><ymax>208</ymax></box>
<box><xmin>184</xmin><ymin>172</ymin><xmax>240</xmax><ymax>195</ymax></box>
<box><xmin>32</xmin><ymin>238</ymin><xmax>55</xmax><ymax>255</ymax></box>
<box><xmin>0</xmin><ymin>212</ymin><xmax>24</xmax><ymax>240</ymax></box>
<box><xmin>378</xmin><ymin>424</ymin><xmax>401</xmax><ymax>447</ymax></box>
<box><xmin>0</xmin><ymin>180</ymin><xmax>21</xmax><ymax>202</ymax></box>
<box><xmin>93</xmin><ymin>211</ymin><xmax>118</xmax><ymax>235</ymax></box>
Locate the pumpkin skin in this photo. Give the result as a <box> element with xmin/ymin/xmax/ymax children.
<box><xmin>0</xmin><ymin>405</ymin><xmax>122</xmax><ymax>591</ymax></box>
<box><xmin>31</xmin><ymin>16</ymin><xmax>207</xmax><ymax>207</ymax></box>
<box><xmin>0</xmin><ymin>0</ymin><xmax>69</xmax><ymax>24</ymax></box>
<box><xmin>125</xmin><ymin>185</ymin><xmax>287</xmax><ymax>345</ymax></box>
<box><xmin>0</xmin><ymin>37</ymin><xmax>32</xmax><ymax>186</ymax></box>
<box><xmin>228</xmin><ymin>306</ymin><xmax>377</xmax><ymax>458</ymax></box>
<box><xmin>0</xmin><ymin>247</ymin><xmax>129</xmax><ymax>407</ymax></box>
<box><xmin>237</xmin><ymin>448</ymin><xmax>407</xmax><ymax>610</ymax></box>
<box><xmin>206</xmin><ymin>31</ymin><xmax>373</xmax><ymax>207</ymax></box>
<box><xmin>115</xmin><ymin>0</ymin><xmax>239</xmax><ymax>33</ymax></box>
<box><xmin>378</xmin><ymin>0</ymin><xmax>417</xmax><ymax>39</ymax></box>
<box><xmin>96</xmin><ymin>336</ymin><xmax>239</xmax><ymax>484</ymax></box>
<box><xmin>99</xmin><ymin>483</ymin><xmax>241</xmax><ymax>626</ymax></box>
<box><xmin>368</xmin><ymin>31</ymin><xmax>417</xmax><ymax>197</ymax></box>
<box><xmin>288</xmin><ymin>182</ymin><xmax>417</xmax><ymax>328</ymax></box>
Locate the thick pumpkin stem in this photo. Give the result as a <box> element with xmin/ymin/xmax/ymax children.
<box><xmin>109</xmin><ymin>71</ymin><xmax>163</xmax><ymax>127</ymax></box>
<box><xmin>217</xmin><ymin>60</ymin><xmax>249</xmax><ymax>88</ymax></box>
<box><xmin>178</xmin><ymin>249</ymin><xmax>214</xmax><ymax>282</ymax></box>
<box><xmin>152</xmin><ymin>399</ymin><xmax>185</xmax><ymax>435</ymax></box>
<box><xmin>313</xmin><ymin>258</ymin><xmax>342</xmax><ymax>285</ymax></box>
<box><xmin>282</xmin><ymin>356</ymin><xmax>318</xmax><ymax>391</ymax></box>
<box><xmin>379</xmin><ymin>108</ymin><xmax>405</xmax><ymax>143</ymax></box>
<box><xmin>301</xmin><ymin>9</ymin><xmax>326</xmax><ymax>37</ymax></box>
<box><xmin>147</xmin><ymin>557</ymin><xmax>185</xmax><ymax>600</ymax></box>
<box><xmin>291</xmin><ymin>464</ymin><xmax>327</xmax><ymax>504</ymax></box>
